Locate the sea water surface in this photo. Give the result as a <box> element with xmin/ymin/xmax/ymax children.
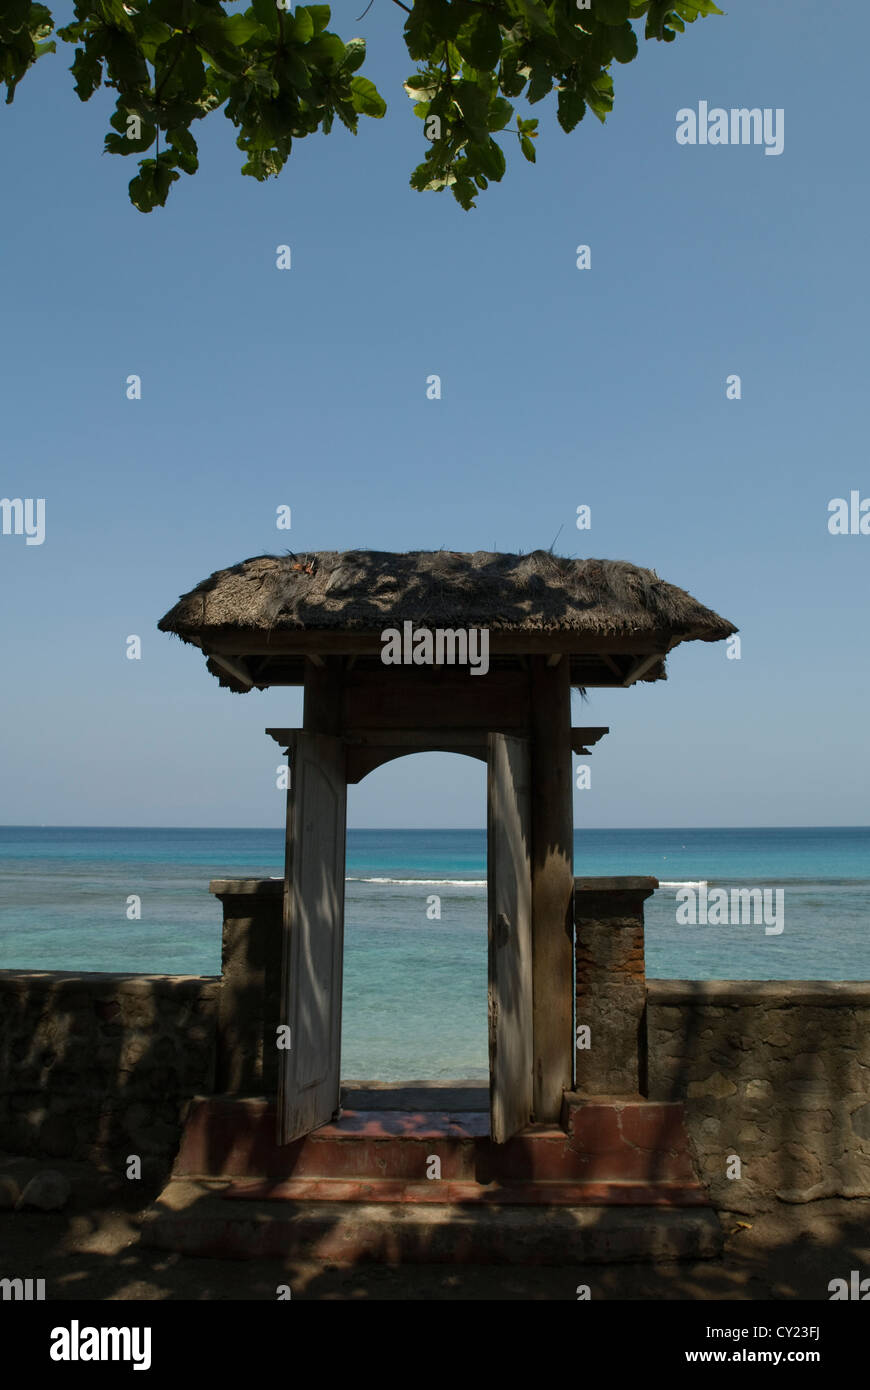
<box><xmin>0</xmin><ymin>826</ymin><xmax>867</xmax><ymax>1078</ymax></box>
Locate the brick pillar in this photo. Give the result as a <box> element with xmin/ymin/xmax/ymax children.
<box><xmin>574</xmin><ymin>876</ymin><xmax>657</xmax><ymax>1097</ymax></box>
<box><xmin>210</xmin><ymin>879</ymin><xmax>283</xmax><ymax>1094</ymax></box>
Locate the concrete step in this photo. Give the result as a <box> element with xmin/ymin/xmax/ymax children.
<box><xmin>560</xmin><ymin>1094</ymin><xmax>701</xmax><ymax>1184</ymax></box>
<box><xmin>140</xmin><ymin>1178</ymin><xmax>724</xmax><ymax>1264</ymax></box>
<box><xmin>174</xmin><ymin>1096</ymin><xmax>709</xmax><ymax>1190</ymax></box>
<box><xmin>219</xmin><ymin>1176</ymin><xmax>710</xmax><ymax>1205</ymax></box>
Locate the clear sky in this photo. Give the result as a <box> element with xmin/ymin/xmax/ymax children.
<box><xmin>1</xmin><ymin>0</ymin><xmax>867</xmax><ymax>829</ymax></box>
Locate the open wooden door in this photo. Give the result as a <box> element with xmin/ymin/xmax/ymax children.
<box><xmin>278</xmin><ymin>731</ymin><xmax>347</xmax><ymax>1145</ymax></box>
<box><xmin>487</xmin><ymin>732</ymin><xmax>533</xmax><ymax>1143</ymax></box>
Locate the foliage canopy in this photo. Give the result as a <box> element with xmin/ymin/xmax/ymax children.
<box><xmin>1</xmin><ymin>0</ymin><xmax>722</xmax><ymax>211</ymax></box>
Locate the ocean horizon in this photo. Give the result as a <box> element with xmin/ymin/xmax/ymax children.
<box><xmin>2</xmin><ymin>824</ymin><xmax>867</xmax><ymax>1079</ymax></box>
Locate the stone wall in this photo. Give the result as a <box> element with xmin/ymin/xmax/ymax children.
<box><xmin>0</xmin><ymin>971</ymin><xmax>219</xmax><ymax>1171</ymax></box>
<box><xmin>647</xmin><ymin>980</ymin><xmax>870</xmax><ymax>1212</ymax></box>
<box><xmin>2</xmin><ymin>949</ymin><xmax>868</xmax><ymax>1215</ymax></box>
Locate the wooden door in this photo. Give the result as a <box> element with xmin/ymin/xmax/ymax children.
<box><xmin>278</xmin><ymin>732</ymin><xmax>347</xmax><ymax>1145</ymax></box>
<box><xmin>487</xmin><ymin>732</ymin><xmax>534</xmax><ymax>1143</ymax></box>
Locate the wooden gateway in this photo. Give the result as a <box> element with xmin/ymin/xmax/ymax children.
<box><xmin>159</xmin><ymin>550</ymin><xmax>736</xmax><ymax>1148</ymax></box>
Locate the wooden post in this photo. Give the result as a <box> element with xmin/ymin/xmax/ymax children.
<box><xmin>529</xmin><ymin>656</ymin><xmax>575</xmax><ymax>1121</ymax></box>
<box><xmin>303</xmin><ymin>655</ymin><xmax>344</xmax><ymax>735</ymax></box>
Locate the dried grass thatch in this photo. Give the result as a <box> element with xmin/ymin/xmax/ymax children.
<box><xmin>158</xmin><ymin>549</ymin><xmax>736</xmax><ymax>645</ymax></box>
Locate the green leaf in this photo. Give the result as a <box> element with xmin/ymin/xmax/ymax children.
<box><xmin>455</xmin><ymin>12</ymin><xmax>502</xmax><ymax>72</ymax></box>
<box><xmin>129</xmin><ymin>156</ymin><xmax>180</xmax><ymax>212</ymax></box>
<box><xmin>519</xmin><ymin>132</ymin><xmax>536</xmax><ymax>162</ymax></box>
<box><xmin>595</xmin><ymin>0</ymin><xmax>631</xmax><ymax>23</ymax></box>
<box><xmin>424</xmin><ymin>0</ymin><xmax>464</xmax><ymax>42</ymax></box>
<box><xmin>168</xmin><ymin>125</ymin><xmax>199</xmax><ymax>174</ymax></box>
<box><xmin>514</xmin><ymin>0</ymin><xmax>555</xmax><ymax>38</ymax></box>
<box><xmin>102</xmin><ymin>29</ymin><xmax>149</xmax><ymax>91</ymax></box>
<box><xmin>410</xmin><ymin>160</ymin><xmax>434</xmax><ymax>192</ymax></box>
<box><xmin>527</xmin><ymin>64</ymin><xmax>552</xmax><ymax>105</ymax></box>
<box><xmin>340</xmin><ymin>37</ymin><xmax>366</xmax><ymax>73</ymax></box>
<box><xmin>499</xmin><ymin>45</ymin><xmax>525</xmax><ymax>97</ymax></box>
<box><xmin>105</xmin><ymin>106</ymin><xmax>158</xmax><ymax>153</ymax></box>
<box><xmin>134</xmin><ymin>18</ymin><xmax>173</xmax><ymax>61</ymax></box>
<box><xmin>403</xmin><ymin>3</ymin><xmax>432</xmax><ymax>62</ymax></box>
<box><xmin>488</xmin><ymin>96</ymin><xmax>513</xmax><ymax>132</ymax></box>
<box><xmin>307</xmin><ymin>5</ymin><xmax>331</xmax><ymax>34</ymax></box>
<box><xmin>350</xmin><ymin>74</ymin><xmax>386</xmax><ymax>117</ymax></box>
<box><xmin>3</xmin><ymin>0</ymin><xmax>32</xmax><ymax>32</ymax></box>
<box><xmin>272</xmin><ymin>47</ymin><xmax>306</xmax><ymax>86</ymax></box>
<box><xmin>289</xmin><ymin>7</ymin><xmax>315</xmax><ymax>43</ymax></box>
<box><xmin>609</xmin><ymin>21</ymin><xmax>638</xmax><ymax>62</ymax></box>
<box><xmin>454</xmin><ymin>80</ymin><xmax>489</xmax><ymax>139</ymax></box>
<box><xmin>251</xmin><ymin>0</ymin><xmax>280</xmax><ymax>34</ymax></box>
<box><xmin>307</xmin><ymin>32</ymin><xmax>345</xmax><ymax>67</ymax></box>
<box><xmin>674</xmin><ymin>0</ymin><xmax>723</xmax><ymax>15</ymax></box>
<box><xmin>472</xmin><ymin>137</ymin><xmax>506</xmax><ymax>181</ymax></box>
<box><xmin>451</xmin><ymin>175</ymin><xmax>477</xmax><ymax>209</ymax></box>
<box><xmin>245</xmin><ymin>66</ymin><xmax>280</xmax><ymax>95</ymax></box>
<box><xmin>70</xmin><ymin>44</ymin><xmax>103</xmax><ymax>100</ymax></box>
<box><xmin>222</xmin><ymin>14</ymin><xmax>264</xmax><ymax>45</ymax></box>
<box><xmin>557</xmin><ymin>87</ymin><xmax>585</xmax><ymax>132</ymax></box>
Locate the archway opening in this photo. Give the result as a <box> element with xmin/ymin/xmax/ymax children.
<box><xmin>340</xmin><ymin>752</ymin><xmax>489</xmax><ymax>1103</ymax></box>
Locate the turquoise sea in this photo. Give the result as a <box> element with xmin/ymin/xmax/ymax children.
<box><xmin>0</xmin><ymin>826</ymin><xmax>867</xmax><ymax>1078</ymax></box>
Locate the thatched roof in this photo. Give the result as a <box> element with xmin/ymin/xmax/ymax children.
<box><xmin>158</xmin><ymin>550</ymin><xmax>736</xmax><ymax>692</ymax></box>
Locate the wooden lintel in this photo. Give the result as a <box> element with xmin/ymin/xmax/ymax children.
<box><xmin>199</xmin><ymin>627</ymin><xmax>677</xmax><ymax>658</ymax></box>
<box><xmin>266</xmin><ymin>725</ymin><xmax>606</xmax><ymax>752</ymax></box>
<box><xmin>344</xmin><ymin>728</ymin><xmax>493</xmax><ymax>747</ymax></box>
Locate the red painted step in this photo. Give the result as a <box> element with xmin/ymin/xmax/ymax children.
<box><xmin>169</xmin><ymin>1094</ymin><xmax>708</xmax><ymax>1201</ymax></box>
<box><xmin>143</xmin><ymin>1092</ymin><xmax>720</xmax><ymax>1262</ymax></box>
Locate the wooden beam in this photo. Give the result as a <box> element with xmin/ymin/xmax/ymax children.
<box><xmin>622</xmin><ymin>652</ymin><xmax>664</xmax><ymax>686</ymax></box>
<box><xmin>571</xmin><ymin>726</ymin><xmax>609</xmax><ymax>753</ymax></box>
<box><xmin>207</xmin><ymin>654</ymin><xmax>254</xmax><ymax>690</ymax></box>
<box><xmin>196</xmin><ymin>626</ymin><xmax>678</xmax><ymax>658</ymax></box>
<box><xmin>598</xmin><ymin>652</ymin><xmax>623</xmax><ymax>678</ymax></box>
<box><xmin>344</xmin><ymin>728</ymin><xmax>495</xmax><ymax>747</ymax></box>
<box><xmin>546</xmin><ymin>653</ymin><xmax>562</xmax><ymax>667</ymax></box>
<box><xmin>265</xmin><ymin>727</ymin><xmax>295</xmax><ymax>752</ymax></box>
<box><xmin>342</xmin><ymin>669</ymin><xmax>530</xmax><ymax>733</ymax></box>
<box><xmin>529</xmin><ymin>656</ymin><xmax>575</xmax><ymax>1121</ymax></box>
<box><xmin>303</xmin><ymin>656</ymin><xmax>344</xmax><ymax>735</ymax></box>
<box><xmin>307</xmin><ymin>652</ymin><xmax>325</xmax><ymax>669</ymax></box>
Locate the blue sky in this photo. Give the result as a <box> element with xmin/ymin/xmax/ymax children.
<box><xmin>1</xmin><ymin>0</ymin><xmax>867</xmax><ymax>829</ymax></box>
